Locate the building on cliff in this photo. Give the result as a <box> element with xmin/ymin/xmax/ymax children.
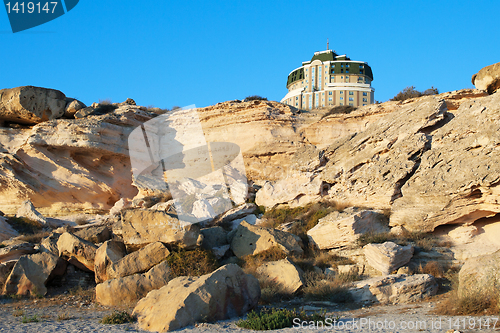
<box><xmin>281</xmin><ymin>48</ymin><xmax>374</xmax><ymax>110</ymax></box>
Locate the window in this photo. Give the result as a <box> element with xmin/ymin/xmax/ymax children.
<box><xmin>363</xmin><ymin>92</ymin><xmax>367</xmax><ymax>96</ymax></box>
<box><xmin>349</xmin><ymin>97</ymin><xmax>354</xmax><ymax>101</ymax></box>
<box><xmin>349</xmin><ymin>103</ymin><xmax>353</xmax><ymax>106</ymax></box>
<box><xmin>328</xmin><ymin>91</ymin><xmax>332</xmax><ymax>95</ymax></box>
<box><xmin>329</xmin><ymin>97</ymin><xmax>332</xmax><ymax>101</ymax></box>
<box><xmin>349</xmin><ymin>91</ymin><xmax>354</xmax><ymax>95</ymax></box>
<box><xmin>341</xmin><ymin>69</ymin><xmax>344</xmax><ymax>73</ymax></box>
<box><xmin>363</xmin><ymin>104</ymin><xmax>367</xmax><ymax>106</ymax></box>
<box><xmin>341</xmin><ymin>76</ymin><xmax>343</xmax><ymax>79</ymax></box>
<box><xmin>340</xmin><ymin>97</ymin><xmax>344</xmax><ymax>100</ymax></box>
<box><xmin>340</xmin><ymin>102</ymin><xmax>343</xmax><ymax>105</ymax></box>
<box><xmin>296</xmin><ymin>96</ymin><xmax>298</xmax><ymax>100</ymax></box>
<box><xmin>340</xmin><ymin>91</ymin><xmax>344</xmax><ymax>94</ymax></box>
<box><xmin>363</xmin><ymin>98</ymin><xmax>367</xmax><ymax>102</ymax></box>
<box><xmin>346</xmin><ymin>69</ymin><xmax>349</xmax><ymax>73</ymax></box>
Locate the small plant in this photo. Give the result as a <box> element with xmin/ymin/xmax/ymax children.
<box><xmin>417</xmin><ymin>261</ymin><xmax>445</xmax><ymax>278</ymax></box>
<box><xmin>57</xmin><ymin>313</ymin><xmax>72</xmax><ymax>321</ymax></box>
<box><xmin>0</xmin><ymin>244</ymin><xmax>5</xmax><ymax>248</ymax></box>
<box><xmin>21</xmin><ymin>314</ymin><xmax>40</xmax><ymax>323</ymax></box>
<box><xmin>12</xmin><ymin>310</ymin><xmax>25</xmax><ymax>317</ymax></box>
<box><xmin>74</xmin><ymin>216</ymin><xmax>89</xmax><ymax>226</ymax></box>
<box><xmin>320</xmin><ymin>105</ymin><xmax>357</xmax><ymax>119</ymax></box>
<box><xmin>237</xmin><ymin>307</ymin><xmax>335</xmax><ymax>330</ymax></box>
<box><xmin>244</xmin><ymin>95</ymin><xmax>268</xmax><ymax>102</ymax></box>
<box><xmin>166</xmin><ymin>247</ymin><xmax>219</xmax><ymax>278</ymax></box>
<box><xmin>390</xmin><ymin>86</ymin><xmax>439</xmax><ymax>102</ymax></box>
<box><xmin>357</xmin><ymin>231</ymin><xmax>392</xmax><ymax>247</ymax></box>
<box><xmin>100</xmin><ymin>311</ymin><xmax>136</xmax><ymax>325</ymax></box>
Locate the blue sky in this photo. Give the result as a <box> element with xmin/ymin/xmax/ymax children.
<box><xmin>1</xmin><ymin>1</ymin><xmax>498</xmax><ymax>109</ymax></box>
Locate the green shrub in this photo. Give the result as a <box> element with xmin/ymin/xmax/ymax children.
<box><xmin>100</xmin><ymin>311</ymin><xmax>136</xmax><ymax>325</ymax></box>
<box><xmin>166</xmin><ymin>247</ymin><xmax>219</xmax><ymax>278</ymax></box>
<box><xmin>21</xmin><ymin>314</ymin><xmax>40</xmax><ymax>323</ymax></box>
<box><xmin>390</xmin><ymin>86</ymin><xmax>439</xmax><ymax>101</ymax></box>
<box><xmin>237</xmin><ymin>307</ymin><xmax>334</xmax><ymax>330</ymax></box>
<box><xmin>244</xmin><ymin>95</ymin><xmax>268</xmax><ymax>102</ymax></box>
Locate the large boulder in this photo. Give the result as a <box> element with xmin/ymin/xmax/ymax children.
<box><xmin>15</xmin><ymin>200</ymin><xmax>47</xmax><ymax>225</ymax></box>
<box><xmin>307</xmin><ymin>209</ymin><xmax>390</xmax><ymax>250</ymax></box>
<box><xmin>107</xmin><ymin>242</ymin><xmax>170</xmax><ymax>280</ymax></box>
<box><xmin>472</xmin><ymin>62</ymin><xmax>500</xmax><ymax>94</ymax></box>
<box><xmin>0</xmin><ymin>216</ymin><xmax>18</xmax><ymax>242</ymax></box>
<box><xmin>94</xmin><ymin>240</ymin><xmax>127</xmax><ymax>283</ymax></box>
<box><xmin>200</xmin><ymin>226</ymin><xmax>228</xmax><ymax>250</ymax></box>
<box><xmin>0</xmin><ymin>242</ymin><xmax>36</xmax><ymax>264</ymax></box>
<box><xmin>363</xmin><ymin>241</ymin><xmax>414</xmax><ymax>275</ymax></box>
<box><xmin>256</xmin><ymin>258</ymin><xmax>304</xmax><ymax>293</ymax></box>
<box><xmin>96</xmin><ymin>261</ymin><xmax>171</xmax><ymax>306</ymax></box>
<box><xmin>57</xmin><ymin>232</ymin><xmax>98</xmax><ymax>271</ymax></box>
<box><xmin>349</xmin><ymin>274</ymin><xmax>438</xmax><ymax>304</ymax></box>
<box><xmin>0</xmin><ymin>86</ymin><xmax>66</xmax><ymax>124</ymax></box>
<box><xmin>39</xmin><ymin>232</ymin><xmax>61</xmax><ymax>256</ymax></box>
<box><xmin>64</xmin><ymin>98</ymin><xmax>86</xmax><ymax>118</ymax></box>
<box><xmin>73</xmin><ymin>225</ymin><xmax>111</xmax><ymax>244</ymax></box>
<box><xmin>230</xmin><ymin>221</ymin><xmax>303</xmax><ymax>258</ymax></box>
<box><xmin>2</xmin><ymin>252</ymin><xmax>67</xmax><ymax>296</ymax></box>
<box><xmin>458</xmin><ymin>250</ymin><xmax>500</xmax><ymax>297</ymax></box>
<box><xmin>133</xmin><ymin>264</ymin><xmax>260</xmax><ymax>332</ymax></box>
<box><xmin>115</xmin><ymin>210</ymin><xmax>203</xmax><ymax>251</ymax></box>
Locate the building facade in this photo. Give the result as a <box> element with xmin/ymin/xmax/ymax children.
<box><xmin>281</xmin><ymin>49</ymin><xmax>374</xmax><ymax>109</ymax></box>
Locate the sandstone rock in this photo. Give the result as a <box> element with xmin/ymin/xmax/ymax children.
<box><xmin>0</xmin><ymin>86</ymin><xmax>66</xmax><ymax>124</ymax></box>
<box><xmin>115</xmin><ymin>209</ymin><xmax>202</xmax><ymax>250</ymax></box>
<box><xmin>290</xmin><ymin>145</ymin><xmax>326</xmax><ymax>172</ymax></box>
<box><xmin>57</xmin><ymin>232</ymin><xmax>98</xmax><ymax>271</ymax></box>
<box><xmin>0</xmin><ymin>104</ymin><xmax>147</xmax><ymax>216</ymax></box>
<box><xmin>256</xmin><ymin>258</ymin><xmax>304</xmax><ymax>293</ymax></box>
<box><xmin>255</xmin><ymin>172</ymin><xmax>322</xmax><ymax>208</ymax></box>
<box><xmin>74</xmin><ymin>106</ymin><xmax>95</xmax><ymax>118</ymax></box>
<box><xmin>472</xmin><ymin>62</ymin><xmax>500</xmax><ymax>94</ymax></box>
<box><xmin>349</xmin><ymin>274</ymin><xmax>438</xmax><ymax>304</ymax></box>
<box><xmin>390</xmin><ymin>93</ymin><xmax>500</xmax><ymax>231</ymax></box>
<box><xmin>211</xmin><ymin>203</ymin><xmax>256</xmax><ymax>227</ymax></box>
<box><xmin>2</xmin><ymin>252</ymin><xmax>67</xmax><ymax>296</ymax></box>
<box><xmin>107</xmin><ymin>242</ymin><xmax>170</xmax><ymax>280</ymax></box>
<box><xmin>94</xmin><ymin>240</ymin><xmax>127</xmax><ymax>283</ymax></box>
<box><xmin>133</xmin><ymin>264</ymin><xmax>260</xmax><ymax>332</ymax></box>
<box><xmin>109</xmin><ymin>198</ymin><xmax>132</xmax><ymax>215</ymax></box>
<box><xmin>0</xmin><ymin>242</ymin><xmax>36</xmax><ymax>264</ymax></box>
<box><xmin>229</xmin><ymin>214</ymin><xmax>260</xmax><ymax>230</ymax></box>
<box><xmin>200</xmin><ymin>226</ymin><xmax>228</xmax><ymax>250</ymax></box>
<box><xmin>458</xmin><ymin>250</ymin><xmax>500</xmax><ymax>297</ymax></box>
<box><xmin>64</xmin><ymin>98</ymin><xmax>86</xmax><ymax>118</ymax></box>
<box><xmin>320</xmin><ymin>97</ymin><xmax>447</xmax><ymax>212</ymax></box>
<box><xmin>307</xmin><ymin>209</ymin><xmax>390</xmax><ymax>250</ymax></box>
<box><xmin>448</xmin><ymin>224</ymin><xmax>479</xmax><ymax>245</ymax></box>
<box><xmin>212</xmin><ymin>245</ymin><xmax>230</xmax><ymax>259</ymax></box>
<box><xmin>337</xmin><ymin>264</ymin><xmax>358</xmax><ymax>275</ymax></box>
<box><xmin>230</xmin><ymin>221</ymin><xmax>303</xmax><ymax>258</ymax></box>
<box><xmin>363</xmin><ymin>242</ymin><xmax>414</xmax><ymax>275</ymax></box>
<box><xmin>15</xmin><ymin>200</ymin><xmax>47</xmax><ymax>225</ymax></box>
<box><xmin>0</xmin><ymin>216</ymin><xmax>18</xmax><ymax>242</ymax></box>
<box><xmin>74</xmin><ymin>225</ymin><xmax>111</xmax><ymax>244</ymax></box>
<box><xmin>96</xmin><ymin>260</ymin><xmax>171</xmax><ymax>306</ymax></box>
<box><xmin>39</xmin><ymin>232</ymin><xmax>61</xmax><ymax>256</ymax></box>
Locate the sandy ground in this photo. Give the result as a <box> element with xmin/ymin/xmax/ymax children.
<box><xmin>1</xmin><ymin>293</ymin><xmax>499</xmax><ymax>333</ymax></box>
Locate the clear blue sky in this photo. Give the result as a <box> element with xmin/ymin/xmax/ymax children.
<box><xmin>1</xmin><ymin>1</ymin><xmax>498</xmax><ymax>109</ymax></box>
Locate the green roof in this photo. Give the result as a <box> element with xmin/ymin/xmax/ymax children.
<box><xmin>310</xmin><ymin>50</ymin><xmax>338</xmax><ymax>62</ymax></box>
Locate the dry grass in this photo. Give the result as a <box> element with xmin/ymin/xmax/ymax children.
<box><xmin>434</xmin><ymin>268</ymin><xmax>500</xmax><ymax>316</ymax></box>
<box><xmin>166</xmin><ymin>247</ymin><xmax>219</xmax><ymax>278</ymax></box>
<box><xmin>415</xmin><ymin>261</ymin><xmax>445</xmax><ymax>278</ymax></box>
<box><xmin>292</xmin><ymin>252</ymin><xmax>354</xmax><ymax>272</ymax></box>
<box><xmin>57</xmin><ymin>312</ymin><xmax>72</xmax><ymax>321</ymax></box>
<box><xmin>74</xmin><ymin>216</ymin><xmax>89</xmax><ymax>226</ymax></box>
<box><xmin>301</xmin><ymin>271</ymin><xmax>354</xmax><ymax>303</ymax></box>
<box><xmin>357</xmin><ymin>229</ymin><xmax>439</xmax><ymax>252</ymax></box>
<box><xmin>18</xmin><ymin>231</ymin><xmax>50</xmax><ymax>244</ymax></box>
<box><xmin>6</xmin><ymin>217</ymin><xmax>43</xmax><ymax>235</ymax></box>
